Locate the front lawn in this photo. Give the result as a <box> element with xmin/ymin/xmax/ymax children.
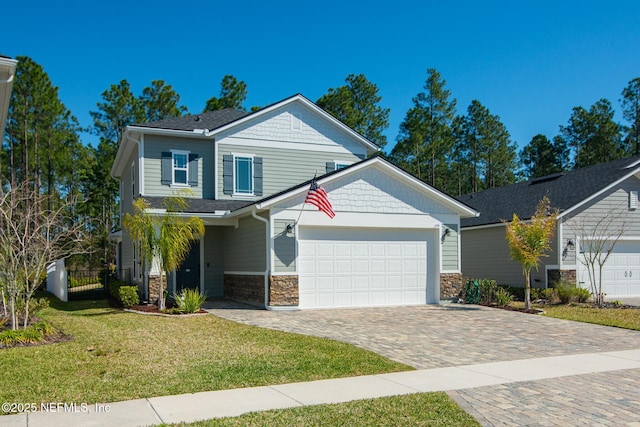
<box><xmin>540</xmin><ymin>304</ymin><xmax>640</xmax><ymax>331</ymax></box>
<box><xmin>163</xmin><ymin>392</ymin><xmax>480</xmax><ymax>427</ymax></box>
<box><xmin>0</xmin><ymin>298</ymin><xmax>411</xmax><ymax>410</ymax></box>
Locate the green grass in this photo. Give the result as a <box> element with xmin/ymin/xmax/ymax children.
<box><xmin>163</xmin><ymin>392</ymin><xmax>479</xmax><ymax>427</ymax></box>
<box><xmin>0</xmin><ymin>298</ymin><xmax>411</xmax><ymax>411</ymax></box>
<box><xmin>540</xmin><ymin>304</ymin><xmax>640</xmax><ymax>331</ymax></box>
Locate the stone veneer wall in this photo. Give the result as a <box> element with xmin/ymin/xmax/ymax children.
<box><xmin>148</xmin><ymin>274</ymin><xmax>166</xmax><ymax>304</ymax></box>
<box><xmin>547</xmin><ymin>269</ymin><xmax>577</xmax><ymax>287</ymax></box>
<box><xmin>440</xmin><ymin>273</ymin><xmax>463</xmax><ymax>299</ymax></box>
<box><xmin>269</xmin><ymin>275</ymin><xmax>299</xmax><ymax>306</ymax></box>
<box><xmin>224</xmin><ymin>274</ymin><xmax>265</xmax><ymax>305</ymax></box>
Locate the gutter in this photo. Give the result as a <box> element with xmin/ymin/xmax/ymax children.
<box><xmin>251</xmin><ymin>209</ymin><xmax>272</xmax><ymax>310</ymax></box>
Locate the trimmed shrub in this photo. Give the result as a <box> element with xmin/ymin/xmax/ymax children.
<box><xmin>118</xmin><ymin>286</ymin><xmax>140</xmax><ymax>309</ymax></box>
<box><xmin>173</xmin><ymin>288</ymin><xmax>206</xmax><ymax>313</ymax></box>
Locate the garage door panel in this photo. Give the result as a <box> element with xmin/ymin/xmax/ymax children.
<box><xmin>299</xmin><ymin>227</ymin><xmax>429</xmax><ymax>308</ymax></box>
<box><xmin>579</xmin><ymin>241</ymin><xmax>640</xmax><ymax>297</ymax></box>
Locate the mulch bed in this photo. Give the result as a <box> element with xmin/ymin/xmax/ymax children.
<box><xmin>126</xmin><ymin>304</ymin><xmax>208</xmax><ymax>316</ymax></box>
<box><xmin>480</xmin><ymin>303</ymin><xmax>543</xmax><ymax>314</ymax></box>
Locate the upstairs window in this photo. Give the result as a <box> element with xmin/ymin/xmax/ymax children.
<box><xmin>161</xmin><ymin>151</ymin><xmax>199</xmax><ymax>187</ymax></box>
<box><xmin>222</xmin><ymin>154</ymin><xmax>263</xmax><ymax>197</ymax></box>
<box><xmin>173</xmin><ymin>151</ymin><xmax>189</xmax><ymax>185</ymax></box>
<box><xmin>235</xmin><ymin>156</ymin><xmax>253</xmax><ymax>194</ymax></box>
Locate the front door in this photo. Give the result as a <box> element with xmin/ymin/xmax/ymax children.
<box><xmin>176</xmin><ymin>241</ymin><xmax>200</xmax><ymax>293</ymax></box>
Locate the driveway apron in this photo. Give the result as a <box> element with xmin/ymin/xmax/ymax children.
<box><xmin>207</xmin><ymin>302</ymin><xmax>640</xmax><ymax>426</ymax></box>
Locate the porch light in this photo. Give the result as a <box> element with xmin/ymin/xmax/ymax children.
<box><xmin>441</xmin><ymin>228</ymin><xmax>450</xmax><ymax>240</ymax></box>
<box><xmin>566</xmin><ymin>239</ymin><xmax>575</xmax><ymax>251</ymax></box>
<box><xmin>286</xmin><ymin>224</ymin><xmax>294</xmax><ymax>235</ymax></box>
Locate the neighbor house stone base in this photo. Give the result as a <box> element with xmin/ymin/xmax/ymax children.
<box><xmin>225</xmin><ymin>274</ymin><xmax>264</xmax><ymax>306</ymax></box>
<box><xmin>547</xmin><ymin>269</ymin><xmax>577</xmax><ymax>287</ymax></box>
<box><xmin>269</xmin><ymin>275</ymin><xmax>299</xmax><ymax>306</ymax></box>
<box><xmin>440</xmin><ymin>273</ymin><xmax>463</xmax><ymax>299</ymax></box>
<box><xmin>148</xmin><ymin>274</ymin><xmax>167</xmax><ymax>304</ymax></box>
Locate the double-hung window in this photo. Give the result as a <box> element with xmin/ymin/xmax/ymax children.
<box><xmin>234</xmin><ymin>155</ymin><xmax>254</xmax><ymax>194</ymax></box>
<box><xmin>172</xmin><ymin>151</ymin><xmax>189</xmax><ymax>186</ymax></box>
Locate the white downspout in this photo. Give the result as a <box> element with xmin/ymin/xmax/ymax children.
<box><xmin>252</xmin><ymin>209</ymin><xmax>271</xmax><ymax>309</ymax></box>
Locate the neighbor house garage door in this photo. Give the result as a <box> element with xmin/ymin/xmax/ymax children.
<box><xmin>578</xmin><ymin>241</ymin><xmax>640</xmax><ymax>297</ymax></box>
<box><xmin>298</xmin><ymin>227</ymin><xmax>428</xmax><ymax>308</ymax></box>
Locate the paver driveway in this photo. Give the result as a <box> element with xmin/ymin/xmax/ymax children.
<box><xmin>207</xmin><ymin>303</ymin><xmax>640</xmax><ymax>369</ymax></box>
<box><xmin>207</xmin><ymin>302</ymin><xmax>640</xmax><ymax>426</ymax></box>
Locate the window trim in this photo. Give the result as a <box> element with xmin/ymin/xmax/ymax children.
<box><xmin>232</xmin><ymin>153</ymin><xmax>255</xmax><ymax>196</ymax></box>
<box><xmin>171</xmin><ymin>149</ymin><xmax>190</xmax><ymax>187</ymax></box>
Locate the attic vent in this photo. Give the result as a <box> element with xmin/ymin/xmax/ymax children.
<box><xmin>194</xmin><ymin>115</ymin><xmax>201</xmax><ymax>122</ymax></box>
<box><xmin>530</xmin><ymin>173</ymin><xmax>564</xmax><ymax>185</ymax></box>
<box><xmin>630</xmin><ymin>191</ymin><xmax>638</xmax><ymax>210</ymax></box>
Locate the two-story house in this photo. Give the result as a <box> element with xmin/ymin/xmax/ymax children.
<box><xmin>110</xmin><ymin>94</ymin><xmax>477</xmax><ymax>309</ymax></box>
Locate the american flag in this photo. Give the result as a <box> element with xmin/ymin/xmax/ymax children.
<box><xmin>305</xmin><ymin>179</ymin><xmax>335</xmax><ymax>218</ymax></box>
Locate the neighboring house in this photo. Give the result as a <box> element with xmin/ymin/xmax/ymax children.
<box><xmin>0</xmin><ymin>55</ymin><xmax>17</xmax><ymax>140</ymax></box>
<box><xmin>457</xmin><ymin>155</ymin><xmax>640</xmax><ymax>297</ymax></box>
<box><xmin>110</xmin><ymin>94</ymin><xmax>478</xmax><ymax>309</ymax></box>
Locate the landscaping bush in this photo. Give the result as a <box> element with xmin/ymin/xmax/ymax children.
<box><xmin>495</xmin><ymin>287</ymin><xmax>514</xmax><ymax>306</ymax></box>
<box><xmin>0</xmin><ymin>321</ymin><xmax>56</xmax><ymax>346</ymax></box>
<box><xmin>554</xmin><ymin>280</ymin><xmax>576</xmax><ymax>304</ymax></box>
<box><xmin>542</xmin><ymin>287</ymin><xmax>558</xmax><ymax>303</ymax></box>
<box><xmin>478</xmin><ymin>279</ymin><xmax>498</xmax><ymax>304</ymax></box>
<box><xmin>574</xmin><ymin>287</ymin><xmax>592</xmax><ymax>303</ymax></box>
<box><xmin>173</xmin><ymin>288</ymin><xmax>206</xmax><ymax>313</ymax></box>
<box><xmin>118</xmin><ymin>286</ymin><xmax>140</xmax><ymax>309</ymax></box>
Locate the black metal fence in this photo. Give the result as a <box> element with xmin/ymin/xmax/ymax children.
<box><xmin>67</xmin><ymin>269</ymin><xmax>131</xmax><ymax>300</ymax></box>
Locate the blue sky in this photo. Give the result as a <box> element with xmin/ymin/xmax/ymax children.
<box><xmin>3</xmin><ymin>1</ymin><xmax>640</xmax><ymax>154</ymax></box>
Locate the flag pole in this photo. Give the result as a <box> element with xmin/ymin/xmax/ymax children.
<box><xmin>295</xmin><ymin>172</ymin><xmax>317</xmax><ymax>226</ymax></box>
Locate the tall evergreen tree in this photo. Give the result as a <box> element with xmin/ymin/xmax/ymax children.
<box><xmin>140</xmin><ymin>80</ymin><xmax>188</xmax><ymax>122</ymax></box>
<box><xmin>4</xmin><ymin>56</ymin><xmax>82</xmax><ymax>197</ymax></box>
<box><xmin>204</xmin><ymin>75</ymin><xmax>248</xmax><ymax>112</ymax></box>
<box><xmin>519</xmin><ymin>134</ymin><xmax>569</xmax><ymax>179</ymax></box>
<box><xmin>559</xmin><ymin>99</ymin><xmax>623</xmax><ymax>168</ymax></box>
<box><xmin>317</xmin><ymin>74</ymin><xmax>390</xmax><ymax>148</ymax></box>
<box><xmin>620</xmin><ymin>77</ymin><xmax>640</xmax><ymax>155</ymax></box>
<box><xmin>390</xmin><ymin>69</ymin><xmax>456</xmax><ymax>187</ymax></box>
<box><xmin>461</xmin><ymin>100</ymin><xmax>517</xmax><ymax>192</ymax></box>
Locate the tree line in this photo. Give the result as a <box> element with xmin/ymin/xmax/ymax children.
<box><xmin>2</xmin><ymin>56</ymin><xmax>639</xmax><ymax>270</ymax></box>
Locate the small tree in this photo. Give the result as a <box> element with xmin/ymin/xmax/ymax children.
<box><xmin>504</xmin><ymin>197</ymin><xmax>557</xmax><ymax>309</ymax></box>
<box><xmin>123</xmin><ymin>194</ymin><xmax>204</xmax><ymax>310</ymax></box>
<box><xmin>0</xmin><ymin>182</ymin><xmax>87</xmax><ymax>329</ymax></box>
<box><xmin>570</xmin><ymin>206</ymin><xmax>626</xmax><ymax>306</ymax></box>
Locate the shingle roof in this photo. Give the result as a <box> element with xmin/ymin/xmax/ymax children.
<box><xmin>457</xmin><ymin>155</ymin><xmax>640</xmax><ymax>228</ymax></box>
<box><xmin>134</xmin><ymin>109</ymin><xmax>249</xmax><ymax>132</ymax></box>
<box><xmin>142</xmin><ymin>196</ymin><xmax>254</xmax><ymax>213</ymax></box>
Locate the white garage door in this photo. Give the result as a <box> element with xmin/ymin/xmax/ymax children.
<box><xmin>298</xmin><ymin>227</ymin><xmax>429</xmax><ymax>308</ymax></box>
<box><xmin>578</xmin><ymin>241</ymin><xmax>640</xmax><ymax>297</ymax></box>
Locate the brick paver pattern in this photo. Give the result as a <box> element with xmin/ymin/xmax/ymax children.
<box><xmin>207</xmin><ymin>302</ymin><xmax>640</xmax><ymax>426</ymax></box>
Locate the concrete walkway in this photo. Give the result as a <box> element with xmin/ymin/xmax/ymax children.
<box><xmin>1</xmin><ymin>349</ymin><xmax>639</xmax><ymax>427</ymax></box>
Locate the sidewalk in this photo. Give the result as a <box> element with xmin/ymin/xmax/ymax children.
<box><xmin>2</xmin><ymin>349</ymin><xmax>639</xmax><ymax>427</ymax></box>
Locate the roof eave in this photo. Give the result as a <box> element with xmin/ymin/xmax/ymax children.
<box><xmin>557</xmin><ymin>165</ymin><xmax>640</xmax><ymax>219</ymax></box>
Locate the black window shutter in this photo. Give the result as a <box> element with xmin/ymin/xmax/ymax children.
<box><xmin>326</xmin><ymin>161</ymin><xmax>335</xmax><ymax>173</ymax></box>
<box><xmin>223</xmin><ymin>155</ymin><xmax>233</xmax><ymax>195</ymax></box>
<box><xmin>254</xmin><ymin>157</ymin><xmax>263</xmax><ymax>196</ymax></box>
<box><xmin>188</xmin><ymin>154</ymin><xmax>199</xmax><ymax>186</ymax></box>
<box><xmin>161</xmin><ymin>152</ymin><xmax>172</xmax><ymax>185</ymax></box>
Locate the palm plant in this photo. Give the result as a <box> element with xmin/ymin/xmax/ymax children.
<box><xmin>123</xmin><ymin>193</ymin><xmax>204</xmax><ymax>310</ymax></box>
